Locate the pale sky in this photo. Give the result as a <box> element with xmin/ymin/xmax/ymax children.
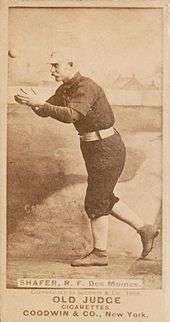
<box><xmin>8</xmin><ymin>8</ymin><xmax>163</xmax><ymax>88</ymax></box>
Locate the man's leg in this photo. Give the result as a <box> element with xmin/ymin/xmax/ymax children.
<box><xmin>91</xmin><ymin>215</ymin><xmax>108</xmax><ymax>250</ymax></box>
<box><xmin>111</xmin><ymin>201</ymin><xmax>144</xmax><ymax>230</ymax></box>
<box><xmin>111</xmin><ymin>201</ymin><xmax>159</xmax><ymax>258</ymax></box>
<box><xmin>71</xmin><ymin>216</ymin><xmax>109</xmax><ymax>266</ymax></box>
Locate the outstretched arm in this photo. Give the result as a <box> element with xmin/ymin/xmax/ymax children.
<box><xmin>33</xmin><ymin>103</ymin><xmax>80</xmax><ymax>123</ymax></box>
<box><xmin>14</xmin><ymin>94</ymin><xmax>81</xmax><ymax>123</ymax></box>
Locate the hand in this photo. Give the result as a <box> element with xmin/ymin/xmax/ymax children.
<box><xmin>14</xmin><ymin>94</ymin><xmax>46</xmax><ymax>107</ymax></box>
<box><xmin>14</xmin><ymin>88</ymin><xmax>46</xmax><ymax>107</ymax></box>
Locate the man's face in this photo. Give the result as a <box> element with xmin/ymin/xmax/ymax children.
<box><xmin>50</xmin><ymin>62</ymin><xmax>72</xmax><ymax>82</ymax></box>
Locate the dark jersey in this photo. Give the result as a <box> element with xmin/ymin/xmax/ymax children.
<box><xmin>47</xmin><ymin>72</ymin><xmax>115</xmax><ymax>135</ymax></box>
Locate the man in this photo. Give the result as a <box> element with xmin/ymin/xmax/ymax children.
<box><xmin>14</xmin><ymin>51</ymin><xmax>159</xmax><ymax>266</ymax></box>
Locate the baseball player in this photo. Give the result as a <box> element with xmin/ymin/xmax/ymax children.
<box><xmin>14</xmin><ymin>51</ymin><xmax>159</xmax><ymax>266</ymax></box>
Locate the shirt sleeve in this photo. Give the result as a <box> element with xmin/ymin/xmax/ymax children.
<box><xmin>43</xmin><ymin>103</ymin><xmax>81</xmax><ymax>123</ymax></box>
<box><xmin>31</xmin><ymin>106</ymin><xmax>49</xmax><ymax>117</ymax></box>
<box><xmin>68</xmin><ymin>80</ymin><xmax>99</xmax><ymax>116</ymax></box>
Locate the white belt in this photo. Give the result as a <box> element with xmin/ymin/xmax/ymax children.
<box><xmin>79</xmin><ymin>127</ymin><xmax>116</xmax><ymax>142</ymax></box>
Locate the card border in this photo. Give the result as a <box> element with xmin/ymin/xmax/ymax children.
<box><xmin>1</xmin><ymin>1</ymin><xmax>170</xmax><ymax>321</ymax></box>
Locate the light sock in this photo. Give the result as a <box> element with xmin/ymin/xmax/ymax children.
<box><xmin>91</xmin><ymin>215</ymin><xmax>109</xmax><ymax>251</ymax></box>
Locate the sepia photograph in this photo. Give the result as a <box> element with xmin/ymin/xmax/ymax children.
<box><xmin>6</xmin><ymin>5</ymin><xmax>163</xmax><ymax>291</ymax></box>
<box><xmin>1</xmin><ymin>1</ymin><xmax>170</xmax><ymax>321</ymax></box>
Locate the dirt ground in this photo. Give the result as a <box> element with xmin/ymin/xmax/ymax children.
<box><xmin>7</xmin><ymin>104</ymin><xmax>162</xmax><ymax>289</ymax></box>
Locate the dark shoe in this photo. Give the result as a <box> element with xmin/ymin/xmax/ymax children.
<box><xmin>137</xmin><ymin>225</ymin><xmax>160</xmax><ymax>258</ymax></box>
<box><xmin>71</xmin><ymin>248</ymin><xmax>108</xmax><ymax>267</ymax></box>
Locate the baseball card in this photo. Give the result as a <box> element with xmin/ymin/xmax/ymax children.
<box><xmin>0</xmin><ymin>0</ymin><xmax>170</xmax><ymax>321</ymax></box>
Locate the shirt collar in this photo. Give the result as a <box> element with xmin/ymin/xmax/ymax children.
<box><xmin>63</xmin><ymin>72</ymin><xmax>82</xmax><ymax>87</ymax></box>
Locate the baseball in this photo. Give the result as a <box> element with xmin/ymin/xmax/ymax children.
<box><xmin>8</xmin><ymin>49</ymin><xmax>17</xmax><ymax>58</ymax></box>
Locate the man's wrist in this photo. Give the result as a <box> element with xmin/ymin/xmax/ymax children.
<box><xmin>32</xmin><ymin>106</ymin><xmax>39</xmax><ymax>111</ymax></box>
<box><xmin>44</xmin><ymin>102</ymin><xmax>54</xmax><ymax>112</ymax></box>
<box><xmin>31</xmin><ymin>104</ymin><xmax>49</xmax><ymax>117</ymax></box>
